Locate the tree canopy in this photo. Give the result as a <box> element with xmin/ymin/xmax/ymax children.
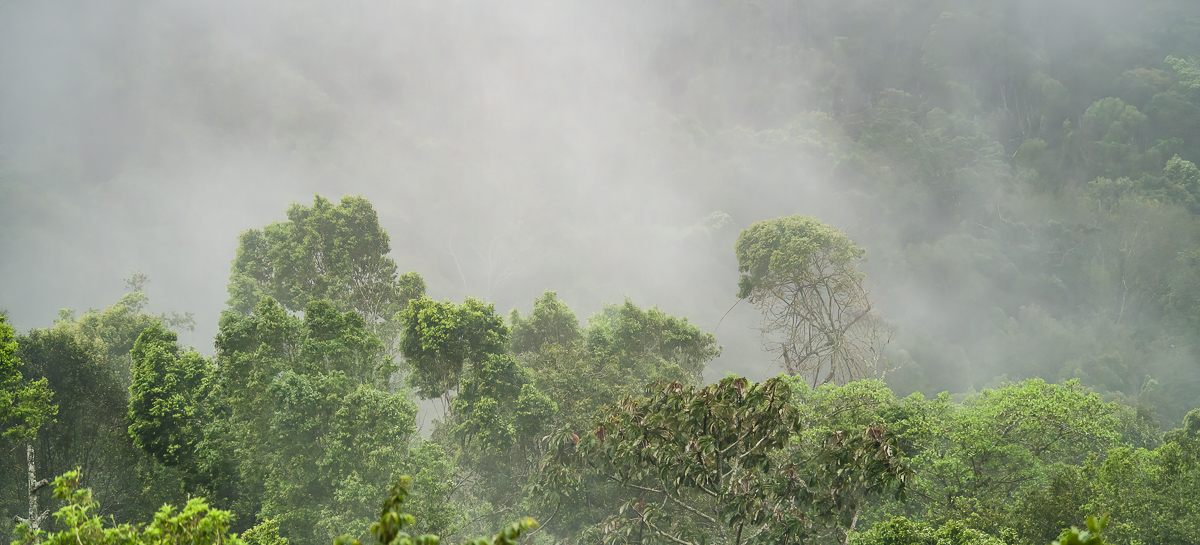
<box><xmin>0</xmin><ymin>315</ymin><xmax>56</xmax><ymax>443</ymax></box>
<box><xmin>735</xmin><ymin>216</ymin><xmax>892</xmax><ymax>386</ymax></box>
<box><xmin>227</xmin><ymin>194</ymin><xmax>426</xmax><ymax>341</ymax></box>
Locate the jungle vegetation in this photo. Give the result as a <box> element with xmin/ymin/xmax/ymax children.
<box><xmin>4</xmin><ymin>0</ymin><xmax>1200</xmax><ymax>544</ymax></box>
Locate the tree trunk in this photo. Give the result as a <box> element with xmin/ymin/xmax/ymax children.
<box><xmin>14</xmin><ymin>444</ymin><xmax>50</xmax><ymax>542</ymax></box>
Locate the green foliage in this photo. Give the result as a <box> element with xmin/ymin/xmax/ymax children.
<box><xmin>241</xmin><ymin>520</ymin><xmax>288</xmax><ymax>545</ymax></box>
<box><xmin>395</xmin><ymin>442</ymin><xmax>460</xmax><ymax>539</ymax></box>
<box><xmin>15</xmin><ymin>472</ymin><xmax>534</xmax><ymax>545</ymax></box>
<box><xmin>1076</xmin><ymin>422</ymin><xmax>1200</xmax><ymax>544</ymax></box>
<box><xmin>216</xmin><ymin>297</ymin><xmax>393</xmax><ymax>396</ymax></box>
<box><xmin>334</xmin><ymin>475</ymin><xmax>537</xmax><ymax>545</ymax></box>
<box><xmin>211</xmin><ymin>296</ymin><xmax>419</xmax><ymax>545</ymax></box>
<box><xmin>735</xmin><ymin>215</ymin><xmax>890</xmax><ymax>385</ymax></box>
<box><xmin>451</xmin><ymin>354</ymin><xmax>555</xmax><ymax>451</ymax></box>
<box><xmin>11</xmin><ymin>289</ymin><xmax>200</xmax><ymax>525</ymax></box>
<box><xmin>347</xmin><ymin>475</ymin><xmax>440</xmax><ymax>545</ymax></box>
<box><xmin>508</xmin><ymin>291</ymin><xmax>581</xmax><ymax>355</ymax></box>
<box><xmin>400</xmin><ymin>298</ymin><xmax>508</xmax><ymax>402</ymax></box>
<box><xmin>735</xmin><ymin>215</ymin><xmax>865</xmax><ymax>301</ymax></box>
<box><xmin>16</xmin><ymin>328</ymin><xmax>120</xmax><ymax>445</ymax></box>
<box><xmin>128</xmin><ymin>323</ymin><xmax>214</xmax><ymax>473</ymax></box>
<box><xmin>60</xmin><ymin>285</ymin><xmax>190</xmax><ymax>388</ymax></box>
<box><xmin>1165</xmin><ymin>57</ymin><xmax>1200</xmax><ymax>95</ymax></box>
<box><xmin>1053</xmin><ymin>516</ymin><xmax>1109</xmax><ymax>545</ymax></box>
<box><xmin>1081</xmin><ymin>97</ymin><xmax>1158</xmax><ymax>180</ymax></box>
<box><xmin>298</xmin><ymin>300</ymin><xmax>397</xmax><ymax>386</ymax></box>
<box><xmin>849</xmin><ymin>517</ymin><xmax>1005</xmax><ymax>545</ymax></box>
<box><xmin>0</xmin><ymin>315</ymin><xmax>56</xmax><ymax>442</ymax></box>
<box><xmin>514</xmin><ymin>296</ymin><xmax>722</xmax><ymax>436</ymax></box>
<box><xmin>214</xmin><ymin>297</ymin><xmax>301</xmax><ymax>412</ymax></box>
<box><xmin>902</xmin><ymin>380</ymin><xmax>1123</xmax><ymax>534</ymax></box>
<box><xmin>15</xmin><ymin>471</ymin><xmax>243</xmax><ymax>545</ymax></box>
<box><xmin>584</xmin><ymin>299</ymin><xmax>719</xmax><ymax>386</ymax></box>
<box><xmin>541</xmin><ymin>376</ymin><xmax>910</xmax><ymax>544</ymax></box>
<box><xmin>1164</xmin><ymin>408</ymin><xmax>1200</xmax><ymax>445</ymax></box>
<box><xmin>419</xmin><ymin>295</ymin><xmax>722</xmax><ymax>542</ymax></box>
<box><xmin>256</xmin><ymin>373</ymin><xmax>417</xmax><ymax>545</ymax></box>
<box><xmin>1132</xmin><ymin>154</ymin><xmax>1200</xmax><ymax>212</ymax></box>
<box><xmin>226</xmin><ymin>195</ymin><xmax>425</xmax><ymax>342</ymax></box>
<box><xmin>1010</xmin><ymin>464</ymin><xmax>1093</xmax><ymax>543</ymax></box>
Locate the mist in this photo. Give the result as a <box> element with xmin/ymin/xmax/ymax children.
<box><xmin>4</xmin><ymin>0</ymin><xmax>1200</xmax><ymax>408</ymax></box>
<box><xmin>2</xmin><ymin>0</ymin><xmax>815</xmax><ymax>379</ymax></box>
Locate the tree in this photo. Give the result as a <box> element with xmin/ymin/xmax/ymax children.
<box><xmin>899</xmin><ymin>380</ymin><xmax>1125</xmax><ymax>536</ymax></box>
<box><xmin>509</xmin><ymin>291</ymin><xmax>581</xmax><ymax>355</ymax></box>
<box><xmin>226</xmin><ymin>195</ymin><xmax>425</xmax><ymax>344</ymax></box>
<box><xmin>1066</xmin><ymin>410</ymin><xmax>1200</xmax><ymax>545</ymax></box>
<box><xmin>0</xmin><ymin>315</ymin><xmax>57</xmax><ymax>442</ymax></box>
<box><xmin>446</xmin><ymin>353</ymin><xmax>557</xmax><ymax>533</ymax></box>
<box><xmin>211</xmin><ymin>296</ymin><xmax>418</xmax><ymax>545</ymax></box>
<box><xmin>0</xmin><ymin>314</ymin><xmax>58</xmax><ymax>538</ymax></box>
<box><xmin>255</xmin><ymin>373</ymin><xmax>417</xmax><ymax>545</ymax></box>
<box><xmin>393</xmin><ymin>442</ymin><xmax>461</xmax><ymax>539</ymax></box>
<box><xmin>399</xmin><ymin>294</ymin><xmax>564</xmax><ymax>539</ymax></box>
<box><xmin>1080</xmin><ymin>97</ymin><xmax>1159</xmax><ymax>180</ymax></box>
<box><xmin>11</xmin><ymin>285</ymin><xmax>199</xmax><ymax>527</ymax></box>
<box><xmin>539</xmin><ymin>376</ymin><xmax>910</xmax><ymax>545</ymax></box>
<box><xmin>55</xmin><ymin>280</ymin><xmax>192</xmax><ymax>390</ymax></box>
<box><xmin>451</xmin><ymin>353</ymin><xmax>556</xmax><ymax>452</ymax></box>
<box><xmin>515</xmin><ymin>296</ymin><xmax>721</xmax><ymax>432</ymax></box>
<box><xmin>400</xmin><ymin>297</ymin><xmax>508</xmax><ymax>408</ymax></box>
<box><xmin>585</xmin><ymin>299</ymin><xmax>720</xmax><ymax>386</ymax></box>
<box><xmin>735</xmin><ymin>216</ymin><xmax>893</xmax><ymax>386</ymax></box>
<box><xmin>127</xmin><ymin>322</ymin><xmax>214</xmax><ymax>481</ymax></box>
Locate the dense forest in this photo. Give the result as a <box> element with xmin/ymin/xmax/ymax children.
<box><xmin>3</xmin><ymin>0</ymin><xmax>1200</xmax><ymax>544</ymax></box>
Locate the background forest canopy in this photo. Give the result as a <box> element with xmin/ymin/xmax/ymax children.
<box><xmin>3</xmin><ymin>0</ymin><xmax>1200</xmax><ymax>543</ymax></box>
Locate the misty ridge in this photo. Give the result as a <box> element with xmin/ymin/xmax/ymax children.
<box><xmin>2</xmin><ymin>0</ymin><xmax>1200</xmax><ymax>544</ymax></box>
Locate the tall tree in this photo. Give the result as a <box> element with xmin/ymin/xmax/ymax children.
<box><xmin>16</xmin><ymin>327</ymin><xmax>142</xmax><ymax>522</ymax></box>
<box><xmin>509</xmin><ymin>291</ymin><xmax>581</xmax><ymax>355</ymax></box>
<box><xmin>0</xmin><ymin>315</ymin><xmax>57</xmax><ymax>538</ymax></box>
<box><xmin>226</xmin><ymin>194</ymin><xmax>425</xmax><ymax>343</ymax></box>
<box><xmin>735</xmin><ymin>216</ymin><xmax>893</xmax><ymax>386</ymax></box>
<box><xmin>0</xmin><ymin>316</ymin><xmax>57</xmax><ymax>443</ymax></box>
<box><xmin>513</xmin><ymin>295</ymin><xmax>722</xmax><ymax>433</ymax></box>
<box><xmin>127</xmin><ymin>323</ymin><xmax>214</xmax><ymax>485</ymax></box>
<box><xmin>212</xmin><ymin>297</ymin><xmax>418</xmax><ymax>545</ymax></box>
<box><xmin>400</xmin><ymin>297</ymin><xmax>508</xmax><ymax>409</ymax></box>
<box><xmin>11</xmin><ymin>283</ymin><xmax>198</xmax><ymax>526</ymax></box>
<box><xmin>585</xmin><ymin>299</ymin><xmax>720</xmax><ymax>386</ymax></box>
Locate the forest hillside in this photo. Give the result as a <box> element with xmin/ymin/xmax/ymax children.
<box><xmin>2</xmin><ymin>0</ymin><xmax>1200</xmax><ymax>544</ymax></box>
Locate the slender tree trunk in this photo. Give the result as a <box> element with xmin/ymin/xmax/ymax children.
<box><xmin>15</xmin><ymin>444</ymin><xmax>50</xmax><ymax>542</ymax></box>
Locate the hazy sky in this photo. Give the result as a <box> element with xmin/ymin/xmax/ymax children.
<box><xmin>0</xmin><ymin>0</ymin><xmax>808</xmax><ymax>378</ymax></box>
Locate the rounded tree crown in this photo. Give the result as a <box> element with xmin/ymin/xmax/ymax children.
<box><xmin>734</xmin><ymin>215</ymin><xmax>865</xmax><ymax>300</ymax></box>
